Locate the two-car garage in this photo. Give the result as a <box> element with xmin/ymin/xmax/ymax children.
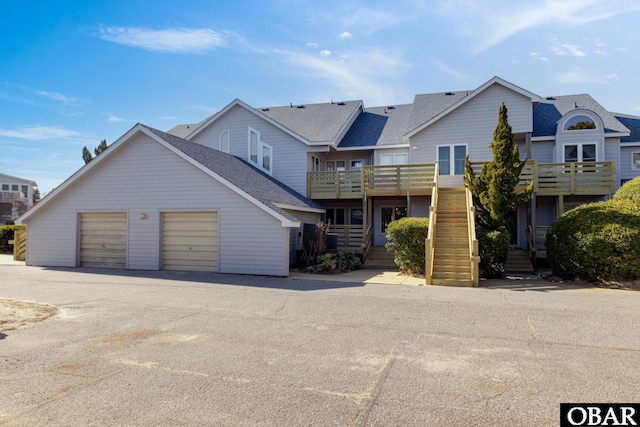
<box><xmin>78</xmin><ymin>211</ymin><xmax>219</xmax><ymax>272</ymax></box>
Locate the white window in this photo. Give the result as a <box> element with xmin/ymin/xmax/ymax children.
<box><xmin>563</xmin><ymin>143</ymin><xmax>597</xmax><ymax>162</ymax></box>
<box><xmin>11</xmin><ymin>184</ymin><xmax>19</xmax><ymax>191</ymax></box>
<box><xmin>350</xmin><ymin>208</ymin><xmax>363</xmax><ymax>225</ymax></box>
<box><xmin>21</xmin><ymin>185</ymin><xmax>28</xmax><ymax>198</ymax></box>
<box><xmin>326</xmin><ymin>160</ymin><xmax>346</xmax><ymax>171</ymax></box>
<box><xmin>248</xmin><ymin>128</ymin><xmax>272</xmax><ymax>174</ymax></box>
<box><xmin>632</xmin><ymin>152</ymin><xmax>640</xmax><ymax>170</ymax></box>
<box><xmin>563</xmin><ymin>115</ymin><xmax>596</xmax><ymax>131</ymax></box>
<box><xmin>326</xmin><ymin>208</ymin><xmax>345</xmax><ymax>225</ymax></box>
<box><xmin>350</xmin><ymin>160</ymin><xmax>364</xmax><ymax>170</ymax></box>
<box><xmin>220</xmin><ymin>130</ymin><xmax>229</xmax><ymax>153</ymax></box>
<box><xmin>380</xmin><ymin>153</ymin><xmax>408</xmax><ymax>165</ymax></box>
<box><xmin>1</xmin><ymin>184</ymin><xmax>8</xmax><ymax>191</ymax></box>
<box><xmin>438</xmin><ymin>145</ymin><xmax>467</xmax><ymax>175</ymax></box>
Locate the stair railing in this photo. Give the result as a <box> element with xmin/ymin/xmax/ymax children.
<box><xmin>465</xmin><ymin>187</ymin><xmax>480</xmax><ymax>286</ymax></box>
<box><xmin>361</xmin><ymin>223</ymin><xmax>373</xmax><ymax>263</ymax></box>
<box><xmin>425</xmin><ymin>163</ymin><xmax>439</xmax><ymax>285</ymax></box>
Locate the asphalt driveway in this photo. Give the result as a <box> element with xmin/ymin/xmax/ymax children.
<box><xmin>1</xmin><ymin>265</ymin><xmax>639</xmax><ymax>426</ymax></box>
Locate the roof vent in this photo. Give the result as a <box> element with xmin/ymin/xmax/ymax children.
<box><xmin>297</xmin><ymin>105</ymin><xmax>305</xmax><ymax>109</ymax></box>
<box><xmin>337</xmin><ymin>102</ymin><xmax>345</xmax><ymax>106</ymax></box>
<box><xmin>574</xmin><ymin>101</ymin><xmax>578</xmax><ymax>108</ymax></box>
<box><xmin>261</xmin><ymin>108</ymin><xmax>269</xmax><ymax>111</ymax></box>
<box><xmin>387</xmin><ymin>106</ymin><xmax>395</xmax><ymax>110</ymax></box>
<box><xmin>290</xmin><ymin>102</ymin><xmax>293</xmax><ymax>108</ymax></box>
<box><xmin>546</xmin><ymin>96</ymin><xmax>556</xmax><ymax>100</ymax></box>
<box><xmin>445</xmin><ymin>92</ymin><xmax>454</xmax><ymax>96</ymax></box>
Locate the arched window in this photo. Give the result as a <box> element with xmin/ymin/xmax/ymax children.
<box><xmin>220</xmin><ymin>130</ymin><xmax>229</xmax><ymax>153</ymax></box>
<box><xmin>563</xmin><ymin>116</ymin><xmax>596</xmax><ymax>131</ymax></box>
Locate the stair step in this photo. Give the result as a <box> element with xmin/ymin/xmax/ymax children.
<box><xmin>431</xmin><ymin>278</ymin><xmax>474</xmax><ymax>287</ymax></box>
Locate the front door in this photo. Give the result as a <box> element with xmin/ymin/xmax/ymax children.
<box><xmin>374</xmin><ymin>205</ymin><xmax>407</xmax><ymax>246</ymax></box>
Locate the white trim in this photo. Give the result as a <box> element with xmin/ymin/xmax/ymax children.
<box><xmin>17</xmin><ymin>124</ymin><xmax>298</xmax><ymax>228</ymax></box>
<box><xmin>247</xmin><ymin>127</ymin><xmax>273</xmax><ymax>175</ymax></box>
<box><xmin>403</xmin><ymin>76</ymin><xmax>540</xmax><ymax>139</ymax></box>
<box><xmin>632</xmin><ymin>151</ymin><xmax>640</xmax><ymax>171</ymax></box>
<box><xmin>274</xmin><ymin>203</ymin><xmax>325</xmax><ymax>214</ymax></box>
<box><xmin>437</xmin><ymin>144</ymin><xmax>468</xmax><ymax>175</ymax></box>
<box><xmin>561</xmin><ymin>142</ymin><xmax>598</xmax><ymax>162</ymax></box>
<box><xmin>336</xmin><ymin>144</ymin><xmax>410</xmax><ymax>151</ymax></box>
<box><xmin>0</xmin><ymin>173</ymin><xmax>37</xmax><ymax>187</ymax></box>
<box><xmin>220</xmin><ymin>130</ymin><xmax>229</xmax><ymax>153</ymax></box>
<box><xmin>531</xmin><ymin>136</ymin><xmax>556</xmax><ymax>142</ymax></box>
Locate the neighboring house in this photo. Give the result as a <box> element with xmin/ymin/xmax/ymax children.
<box><xmin>17</xmin><ymin>76</ymin><xmax>640</xmax><ymax>280</ymax></box>
<box><xmin>17</xmin><ymin>125</ymin><xmax>323</xmax><ymax>276</ymax></box>
<box><xmin>0</xmin><ymin>173</ymin><xmax>37</xmax><ymax>223</ymax></box>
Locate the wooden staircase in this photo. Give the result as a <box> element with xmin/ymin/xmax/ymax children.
<box><xmin>431</xmin><ymin>188</ymin><xmax>473</xmax><ymax>286</ymax></box>
<box><xmin>365</xmin><ymin>246</ymin><xmax>397</xmax><ymax>269</ymax></box>
<box><xmin>504</xmin><ymin>249</ymin><xmax>535</xmax><ymax>274</ymax></box>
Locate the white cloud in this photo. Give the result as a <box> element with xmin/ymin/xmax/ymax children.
<box><xmin>319</xmin><ymin>50</ymin><xmax>332</xmax><ymax>57</ymax></box>
<box><xmin>306</xmin><ymin>42</ymin><xmax>319</xmax><ymax>48</ymax></box>
<box><xmin>0</xmin><ymin>126</ymin><xmax>82</xmax><ymax>140</ymax></box>
<box><xmin>97</xmin><ymin>26</ymin><xmax>229</xmax><ymax>54</ymax></box>
<box><xmin>106</xmin><ymin>113</ymin><xmax>133</xmax><ymax>123</ymax></box>
<box><xmin>339</xmin><ymin>31</ymin><xmax>352</xmax><ymax>39</ymax></box>
<box><xmin>35</xmin><ymin>90</ymin><xmax>78</xmax><ymax>104</ymax></box>
<box><xmin>279</xmin><ymin>48</ymin><xmax>404</xmax><ymax>105</ymax></box>
<box><xmin>550</xmin><ymin>43</ymin><xmax>587</xmax><ymax>57</ymax></box>
<box><xmin>436</xmin><ymin>0</ymin><xmax>640</xmax><ymax>54</ymax></box>
<box><xmin>529</xmin><ymin>52</ymin><xmax>550</xmax><ymax>62</ymax></box>
<box><xmin>59</xmin><ymin>112</ymin><xmax>84</xmax><ymax>117</ymax></box>
<box><xmin>432</xmin><ymin>59</ymin><xmax>471</xmax><ymax>79</ymax></box>
<box><xmin>556</xmin><ymin>68</ymin><xmax>619</xmax><ymax>84</ymax></box>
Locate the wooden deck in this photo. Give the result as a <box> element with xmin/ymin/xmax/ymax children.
<box><xmin>308</xmin><ymin>160</ymin><xmax>616</xmax><ymax>199</ymax></box>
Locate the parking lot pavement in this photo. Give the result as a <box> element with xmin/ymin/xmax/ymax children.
<box><xmin>1</xmin><ymin>265</ymin><xmax>639</xmax><ymax>426</ymax></box>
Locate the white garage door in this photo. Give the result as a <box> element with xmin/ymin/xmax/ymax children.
<box><xmin>162</xmin><ymin>212</ymin><xmax>218</xmax><ymax>272</ymax></box>
<box><xmin>80</xmin><ymin>212</ymin><xmax>127</xmax><ymax>268</ymax></box>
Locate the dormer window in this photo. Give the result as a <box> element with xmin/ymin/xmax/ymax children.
<box><xmin>248</xmin><ymin>128</ymin><xmax>272</xmax><ymax>174</ymax></box>
<box><xmin>563</xmin><ymin>115</ymin><xmax>596</xmax><ymax>131</ymax></box>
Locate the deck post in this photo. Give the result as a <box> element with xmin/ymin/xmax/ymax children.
<box><xmin>570</xmin><ymin>163</ymin><xmax>576</xmax><ymax>194</ymax></box>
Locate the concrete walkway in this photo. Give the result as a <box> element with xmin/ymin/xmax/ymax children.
<box><xmin>0</xmin><ymin>253</ymin><xmax>24</xmax><ymax>266</ymax></box>
<box><xmin>289</xmin><ymin>268</ymin><xmax>425</xmax><ymax>286</ymax></box>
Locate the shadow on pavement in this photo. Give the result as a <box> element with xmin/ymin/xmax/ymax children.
<box><xmin>480</xmin><ymin>275</ymin><xmax>593</xmax><ymax>292</ymax></box>
<box><xmin>40</xmin><ymin>267</ymin><xmax>365</xmax><ymax>292</ymax></box>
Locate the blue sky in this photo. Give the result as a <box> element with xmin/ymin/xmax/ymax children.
<box><xmin>2</xmin><ymin>0</ymin><xmax>640</xmax><ymax>193</ymax></box>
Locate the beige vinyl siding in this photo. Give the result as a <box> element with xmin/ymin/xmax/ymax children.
<box><xmin>23</xmin><ymin>132</ymin><xmax>290</xmax><ymax>276</ymax></box>
<box><xmin>79</xmin><ymin>212</ymin><xmax>127</xmax><ymax>268</ymax></box>
<box><xmin>189</xmin><ymin>105</ymin><xmax>310</xmax><ymax>196</ymax></box>
<box><xmin>162</xmin><ymin>212</ymin><xmax>218</xmax><ymax>271</ymax></box>
<box><xmin>409</xmin><ymin>83</ymin><xmax>533</xmax><ymax>165</ymax></box>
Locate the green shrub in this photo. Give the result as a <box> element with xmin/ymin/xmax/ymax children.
<box><xmin>0</xmin><ymin>225</ymin><xmax>25</xmax><ymax>253</ymax></box>
<box><xmin>546</xmin><ymin>200</ymin><xmax>640</xmax><ymax>281</ymax></box>
<box><xmin>385</xmin><ymin>217</ymin><xmax>429</xmax><ymax>275</ymax></box>
<box><xmin>306</xmin><ymin>251</ymin><xmax>363</xmax><ymax>273</ymax></box>
<box><xmin>477</xmin><ymin>226</ymin><xmax>510</xmax><ymax>278</ymax></box>
<box><xmin>613</xmin><ymin>176</ymin><xmax>640</xmax><ymax>203</ymax></box>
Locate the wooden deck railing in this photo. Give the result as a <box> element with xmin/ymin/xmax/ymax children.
<box><xmin>308</xmin><ymin>160</ymin><xmax>615</xmax><ymax>200</ymax></box>
<box><xmin>329</xmin><ymin>224</ymin><xmax>364</xmax><ymax>251</ymax></box>
<box><xmin>361</xmin><ymin>224</ymin><xmax>373</xmax><ymax>263</ymax></box>
<box><xmin>425</xmin><ymin>163</ymin><xmax>439</xmax><ymax>285</ymax></box>
<box><xmin>363</xmin><ymin>163</ymin><xmax>436</xmax><ymax>196</ymax></box>
<box><xmin>307</xmin><ymin>170</ymin><xmax>362</xmax><ymax>199</ymax></box>
<box><xmin>465</xmin><ymin>187</ymin><xmax>479</xmax><ymax>287</ymax></box>
<box><xmin>535</xmin><ymin>161</ymin><xmax>616</xmax><ymax>196</ymax></box>
<box><xmin>11</xmin><ymin>228</ymin><xmax>26</xmax><ymax>261</ymax></box>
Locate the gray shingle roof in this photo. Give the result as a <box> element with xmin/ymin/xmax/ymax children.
<box><xmin>533</xmin><ymin>94</ymin><xmax>629</xmax><ymax>137</ymax></box>
<box><xmin>407</xmin><ymin>91</ymin><xmax>471</xmax><ymax>134</ymax></box>
<box><xmin>258</xmin><ymin>100</ymin><xmax>362</xmax><ymax>143</ymax></box>
<box><xmin>613</xmin><ymin>114</ymin><xmax>640</xmax><ymax>143</ymax></box>
<box><xmin>167</xmin><ymin>117</ymin><xmax>208</xmax><ymax>139</ymax></box>
<box><xmin>338</xmin><ymin>104</ymin><xmax>413</xmax><ymax>147</ymax></box>
<box><xmin>143</xmin><ymin>126</ymin><xmax>323</xmax><ymax>222</ymax></box>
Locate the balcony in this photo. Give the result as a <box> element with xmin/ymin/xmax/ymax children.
<box><xmin>307</xmin><ymin>160</ymin><xmax>616</xmax><ymax>200</ymax></box>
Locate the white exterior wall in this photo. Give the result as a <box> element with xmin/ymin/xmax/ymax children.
<box><xmin>409</xmin><ymin>84</ymin><xmax>533</xmax><ymax>165</ymax></box>
<box><xmin>620</xmin><ymin>146</ymin><xmax>640</xmax><ymax>184</ymax></box>
<box><xmin>189</xmin><ymin>105</ymin><xmax>310</xmax><ymax>196</ymax></box>
<box><xmin>530</xmin><ymin>140</ymin><xmax>554</xmax><ymax>163</ymax></box>
<box><xmin>376</xmin><ymin>147</ymin><xmax>410</xmax><ymax>164</ymax></box>
<box><xmin>23</xmin><ymin>133</ymin><xmax>290</xmax><ymax>276</ymax></box>
<box><xmin>325</xmin><ymin>151</ymin><xmax>373</xmax><ymax>170</ymax></box>
<box><xmin>553</xmin><ymin>112</ymin><xmax>605</xmax><ymax>162</ymax></box>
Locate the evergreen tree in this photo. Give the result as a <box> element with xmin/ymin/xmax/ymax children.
<box><xmin>464</xmin><ymin>102</ymin><xmax>533</xmax><ymax>230</ymax></box>
<box><xmin>82</xmin><ymin>146</ymin><xmax>94</xmax><ymax>164</ymax></box>
<box><xmin>94</xmin><ymin>139</ymin><xmax>108</xmax><ymax>156</ymax></box>
<box><xmin>32</xmin><ymin>188</ymin><xmax>41</xmax><ymax>205</ymax></box>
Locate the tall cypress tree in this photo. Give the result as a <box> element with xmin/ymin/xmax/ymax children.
<box><xmin>464</xmin><ymin>102</ymin><xmax>533</xmax><ymax>230</ymax></box>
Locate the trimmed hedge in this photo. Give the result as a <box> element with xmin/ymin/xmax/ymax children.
<box><xmin>476</xmin><ymin>226</ymin><xmax>510</xmax><ymax>278</ymax></box>
<box><xmin>0</xmin><ymin>225</ymin><xmax>25</xmax><ymax>253</ymax></box>
<box><xmin>613</xmin><ymin>176</ymin><xmax>640</xmax><ymax>203</ymax></box>
<box><xmin>385</xmin><ymin>217</ymin><xmax>429</xmax><ymax>275</ymax></box>
<box><xmin>546</xmin><ymin>200</ymin><xmax>640</xmax><ymax>281</ymax></box>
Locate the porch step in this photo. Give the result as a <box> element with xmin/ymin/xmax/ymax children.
<box><xmin>429</xmin><ymin>187</ymin><xmax>476</xmax><ymax>287</ymax></box>
<box><xmin>365</xmin><ymin>247</ymin><xmax>397</xmax><ymax>269</ymax></box>
<box><xmin>504</xmin><ymin>249</ymin><xmax>535</xmax><ymax>274</ymax></box>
